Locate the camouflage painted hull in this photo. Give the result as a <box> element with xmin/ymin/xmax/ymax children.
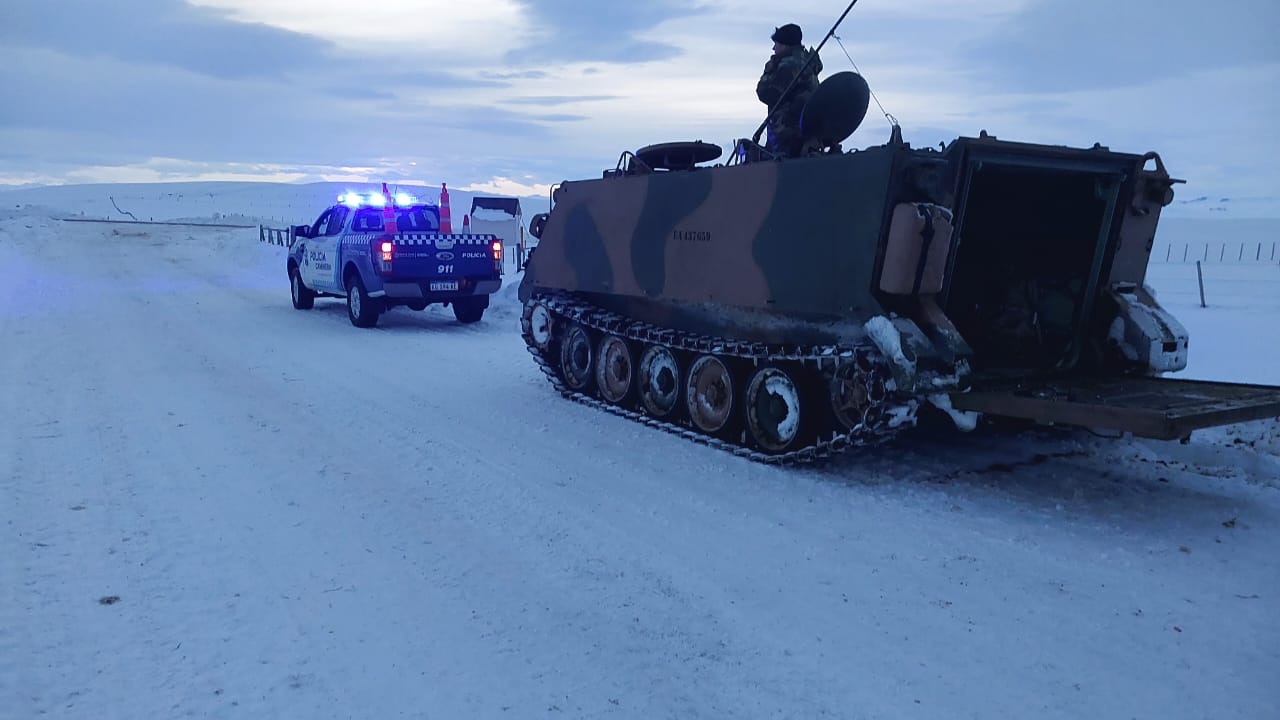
<box><xmin>519</xmin><ymin>132</ymin><xmax>1280</xmax><ymax>461</ymax></box>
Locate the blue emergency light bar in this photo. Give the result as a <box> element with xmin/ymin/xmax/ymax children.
<box><xmin>337</xmin><ymin>191</ymin><xmax>419</xmax><ymax>208</ymax></box>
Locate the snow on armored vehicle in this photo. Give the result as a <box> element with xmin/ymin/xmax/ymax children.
<box><xmin>518</xmin><ymin>71</ymin><xmax>1280</xmax><ymax>463</ymax></box>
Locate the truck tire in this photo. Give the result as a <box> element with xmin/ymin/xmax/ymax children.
<box><xmin>346</xmin><ymin>273</ymin><xmax>381</xmax><ymax>328</ymax></box>
<box><xmin>289</xmin><ymin>266</ymin><xmax>314</xmax><ymax>310</ymax></box>
<box><xmin>453</xmin><ymin>296</ymin><xmax>486</xmax><ymax>324</ymax></box>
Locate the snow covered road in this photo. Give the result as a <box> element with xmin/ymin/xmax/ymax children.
<box><xmin>3</xmin><ymin>214</ymin><xmax>1278</xmax><ymax>719</ymax></box>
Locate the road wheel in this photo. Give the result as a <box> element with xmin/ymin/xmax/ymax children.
<box><xmin>595</xmin><ymin>334</ymin><xmax>635</xmax><ymax>405</ymax></box>
<box><xmin>638</xmin><ymin>345</ymin><xmax>681</xmax><ymax>419</ymax></box>
<box><xmin>686</xmin><ymin>355</ymin><xmax>736</xmax><ymax>435</ymax></box>
<box><xmin>346</xmin><ymin>273</ymin><xmax>381</xmax><ymax>328</ymax></box>
<box><xmin>523</xmin><ymin>302</ymin><xmax>554</xmax><ymax>350</ymax></box>
<box><xmin>289</xmin><ymin>266</ymin><xmax>314</xmax><ymax>310</ymax></box>
<box><xmin>744</xmin><ymin>366</ymin><xmax>803</xmax><ymax>453</ymax></box>
<box><xmin>558</xmin><ymin>323</ymin><xmax>595</xmax><ymax>393</ymax></box>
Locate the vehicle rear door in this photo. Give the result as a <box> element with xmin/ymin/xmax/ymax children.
<box><xmin>950</xmin><ymin>375</ymin><xmax>1280</xmax><ymax>440</ymax></box>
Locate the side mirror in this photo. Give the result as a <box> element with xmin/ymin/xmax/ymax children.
<box><xmin>292</xmin><ymin>224</ymin><xmax>311</xmax><ymax>239</ymax></box>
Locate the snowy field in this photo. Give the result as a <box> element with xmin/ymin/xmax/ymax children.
<box><xmin>0</xmin><ymin>180</ymin><xmax>544</xmax><ymax>230</ymax></box>
<box><xmin>2</xmin><ymin>185</ymin><xmax>1278</xmax><ymax>720</ymax></box>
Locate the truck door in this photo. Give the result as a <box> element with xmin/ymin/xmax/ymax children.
<box><xmin>301</xmin><ymin>207</ymin><xmax>348</xmax><ymax>292</ymax></box>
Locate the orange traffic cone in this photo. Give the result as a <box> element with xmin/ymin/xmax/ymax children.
<box><xmin>380</xmin><ymin>182</ymin><xmax>398</xmax><ymax>235</ymax></box>
<box><xmin>462</xmin><ymin>213</ymin><xmax>470</xmax><ymax>233</ymax></box>
<box><xmin>439</xmin><ymin>183</ymin><xmax>452</xmax><ymax>233</ymax></box>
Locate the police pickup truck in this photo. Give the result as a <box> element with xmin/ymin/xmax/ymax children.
<box><xmin>287</xmin><ymin>191</ymin><xmax>503</xmax><ymax>327</ymax></box>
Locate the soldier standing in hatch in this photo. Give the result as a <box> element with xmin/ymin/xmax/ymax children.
<box><xmin>756</xmin><ymin>23</ymin><xmax>823</xmax><ymax>158</ymax></box>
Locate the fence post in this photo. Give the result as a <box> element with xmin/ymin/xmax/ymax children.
<box><xmin>1182</xmin><ymin>245</ymin><xmax>1188</xmax><ymax>262</ymax></box>
<box><xmin>1239</xmin><ymin>244</ymin><xmax>1244</xmax><ymax>262</ymax></box>
<box><xmin>1196</xmin><ymin>261</ymin><xmax>1206</xmax><ymax>308</ymax></box>
<box><xmin>1165</xmin><ymin>245</ymin><xmax>1171</xmax><ymax>262</ymax></box>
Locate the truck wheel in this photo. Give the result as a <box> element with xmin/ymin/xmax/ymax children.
<box><xmin>289</xmin><ymin>266</ymin><xmax>314</xmax><ymax>310</ymax></box>
<box><xmin>346</xmin><ymin>274</ymin><xmax>381</xmax><ymax>328</ymax></box>
<box><xmin>453</xmin><ymin>297</ymin><xmax>486</xmax><ymax>324</ymax></box>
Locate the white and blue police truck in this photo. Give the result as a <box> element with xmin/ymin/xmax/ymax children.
<box><xmin>287</xmin><ymin>192</ymin><xmax>504</xmax><ymax>327</ymax></box>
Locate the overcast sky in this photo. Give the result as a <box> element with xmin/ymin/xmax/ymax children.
<box><xmin>2</xmin><ymin>0</ymin><xmax>1277</xmax><ymax>212</ymax></box>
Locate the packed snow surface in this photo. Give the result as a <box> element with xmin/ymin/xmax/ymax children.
<box><xmin>2</xmin><ymin>185</ymin><xmax>1279</xmax><ymax>719</ymax></box>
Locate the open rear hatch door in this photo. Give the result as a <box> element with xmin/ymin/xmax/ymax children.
<box><xmin>951</xmin><ymin>375</ymin><xmax>1280</xmax><ymax>440</ymax></box>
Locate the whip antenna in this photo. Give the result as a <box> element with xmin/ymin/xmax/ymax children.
<box><xmin>833</xmin><ymin>34</ymin><xmax>897</xmax><ymax>130</ymax></box>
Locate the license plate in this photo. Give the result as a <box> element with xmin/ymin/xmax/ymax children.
<box><xmin>429</xmin><ymin>281</ymin><xmax>459</xmax><ymax>292</ymax></box>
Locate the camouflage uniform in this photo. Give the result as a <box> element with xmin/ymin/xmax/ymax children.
<box><xmin>756</xmin><ymin>46</ymin><xmax>823</xmax><ymax>157</ymax></box>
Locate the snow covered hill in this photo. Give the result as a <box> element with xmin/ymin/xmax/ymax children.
<box><xmin>2</xmin><ymin>188</ymin><xmax>1278</xmax><ymax>720</ymax></box>
<box><xmin>0</xmin><ymin>180</ymin><xmax>546</xmax><ymax>230</ymax></box>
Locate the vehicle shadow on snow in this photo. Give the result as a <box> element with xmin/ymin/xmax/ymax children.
<box><xmin>283</xmin><ymin>299</ymin><xmax>521</xmax><ymax>335</ymax></box>
<box><xmin>809</xmin><ymin>420</ymin><xmax>1271</xmax><ymax>525</ymax></box>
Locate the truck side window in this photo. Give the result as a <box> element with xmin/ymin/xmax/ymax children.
<box><xmin>397</xmin><ymin>206</ymin><xmax>439</xmax><ymax>232</ymax></box>
<box><xmin>326</xmin><ymin>207</ymin><xmax>350</xmax><ymax>236</ymax></box>
<box><xmin>311</xmin><ymin>209</ymin><xmax>333</xmax><ymax>237</ymax></box>
<box><xmin>417</xmin><ymin>207</ymin><xmax>441</xmax><ymax>232</ymax></box>
<box><xmin>353</xmin><ymin>208</ymin><xmax>383</xmax><ymax>232</ymax></box>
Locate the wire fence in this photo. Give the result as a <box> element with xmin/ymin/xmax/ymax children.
<box><xmin>259</xmin><ymin>225</ymin><xmax>293</xmax><ymax>247</ymax></box>
<box><xmin>1152</xmin><ymin>241</ymin><xmax>1279</xmax><ymax>265</ymax></box>
<box><xmin>61</xmin><ymin>217</ymin><xmax>257</xmax><ymax>229</ymax></box>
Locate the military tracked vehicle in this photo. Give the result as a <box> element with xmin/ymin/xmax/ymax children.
<box><xmin>518</xmin><ymin>70</ymin><xmax>1280</xmax><ymax>463</ymax></box>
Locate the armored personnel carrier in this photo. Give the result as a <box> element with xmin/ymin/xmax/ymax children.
<box><xmin>518</xmin><ymin>71</ymin><xmax>1280</xmax><ymax>463</ymax></box>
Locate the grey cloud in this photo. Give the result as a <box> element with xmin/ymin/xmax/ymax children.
<box><xmin>0</xmin><ymin>47</ymin><xmax>556</xmax><ymax>171</ymax></box>
<box><xmin>502</xmin><ymin>0</ymin><xmax>707</xmax><ymax>65</ymax></box>
<box><xmin>963</xmin><ymin>0</ymin><xmax>1280</xmax><ymax>92</ymax></box>
<box><xmin>0</xmin><ymin>0</ymin><xmax>336</xmax><ymax>81</ymax></box>
<box><xmin>380</xmin><ymin>71</ymin><xmax>511</xmax><ymax>90</ymax></box>
<box><xmin>0</xmin><ymin>0</ymin><xmax>499</xmax><ymax>99</ymax></box>
<box><xmin>504</xmin><ymin>95</ymin><xmax>620</xmax><ymax>106</ymax></box>
<box><xmin>532</xmin><ymin>114</ymin><xmax>589</xmax><ymax>123</ymax></box>
<box><xmin>321</xmin><ymin>85</ymin><xmax>400</xmax><ymax>102</ymax></box>
<box><xmin>481</xmin><ymin>70</ymin><xmax>549</xmax><ymax>81</ymax></box>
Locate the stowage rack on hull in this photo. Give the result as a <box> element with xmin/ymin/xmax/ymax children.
<box><xmin>521</xmin><ymin>292</ymin><xmax>916</xmax><ymax>464</ymax></box>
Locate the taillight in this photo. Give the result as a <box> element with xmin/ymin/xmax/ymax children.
<box><xmin>491</xmin><ymin>239</ymin><xmax>503</xmax><ymax>274</ymax></box>
<box><xmin>372</xmin><ymin>237</ymin><xmax>394</xmax><ymax>274</ymax></box>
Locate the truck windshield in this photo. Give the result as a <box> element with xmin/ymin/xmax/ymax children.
<box><xmin>351</xmin><ymin>206</ymin><xmax>441</xmax><ymax>233</ymax></box>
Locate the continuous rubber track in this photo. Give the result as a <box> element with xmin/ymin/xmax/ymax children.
<box><xmin>522</xmin><ymin>292</ymin><xmax>916</xmax><ymax>464</ymax></box>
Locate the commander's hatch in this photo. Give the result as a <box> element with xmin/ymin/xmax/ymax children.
<box><xmin>950</xmin><ymin>375</ymin><xmax>1280</xmax><ymax>440</ymax></box>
